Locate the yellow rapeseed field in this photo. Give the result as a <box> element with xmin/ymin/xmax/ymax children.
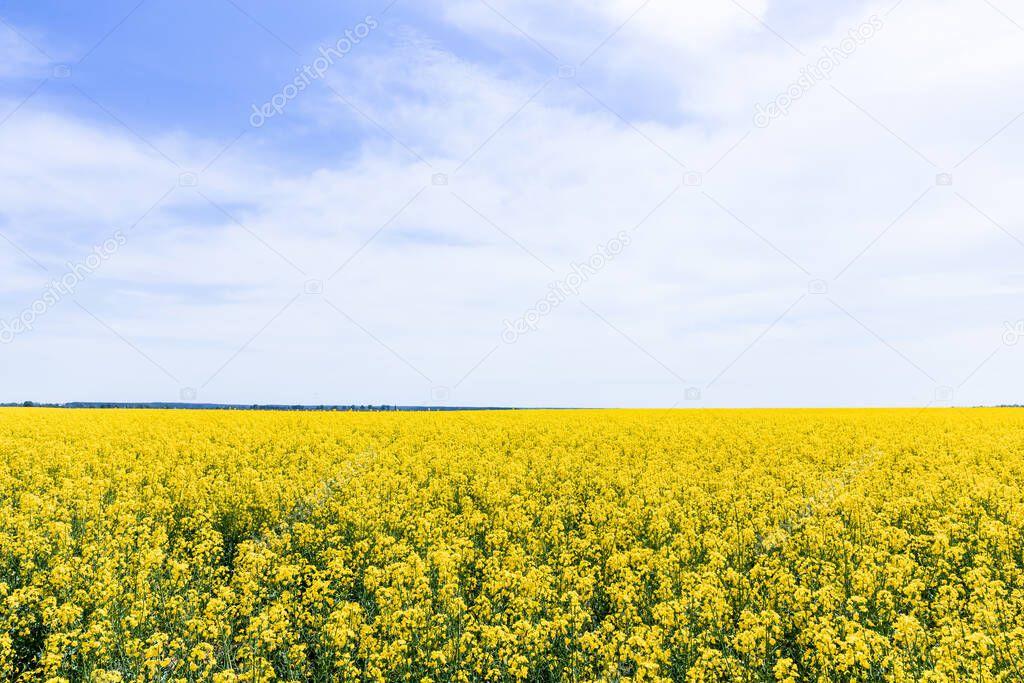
<box><xmin>1</xmin><ymin>408</ymin><xmax>1024</xmax><ymax>682</ymax></box>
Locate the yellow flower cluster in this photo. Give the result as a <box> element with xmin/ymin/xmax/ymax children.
<box><xmin>2</xmin><ymin>407</ymin><xmax>1024</xmax><ymax>682</ymax></box>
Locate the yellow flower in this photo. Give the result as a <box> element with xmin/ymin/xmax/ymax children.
<box><xmin>1</xmin><ymin>407</ymin><xmax>1022</xmax><ymax>680</ymax></box>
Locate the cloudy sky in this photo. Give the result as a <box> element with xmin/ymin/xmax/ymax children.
<box><xmin>0</xmin><ymin>0</ymin><xmax>1022</xmax><ymax>408</ymax></box>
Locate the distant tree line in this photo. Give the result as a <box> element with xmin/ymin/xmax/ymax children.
<box><xmin>3</xmin><ymin>402</ymin><xmax>516</xmax><ymax>412</ymax></box>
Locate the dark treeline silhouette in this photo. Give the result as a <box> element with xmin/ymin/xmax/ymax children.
<box><xmin>3</xmin><ymin>402</ymin><xmax>519</xmax><ymax>412</ymax></box>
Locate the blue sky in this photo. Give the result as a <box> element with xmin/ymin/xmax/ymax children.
<box><xmin>1</xmin><ymin>0</ymin><xmax>1023</xmax><ymax>407</ymax></box>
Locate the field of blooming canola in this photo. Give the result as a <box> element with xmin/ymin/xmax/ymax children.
<box><xmin>2</xmin><ymin>408</ymin><xmax>1024</xmax><ymax>682</ymax></box>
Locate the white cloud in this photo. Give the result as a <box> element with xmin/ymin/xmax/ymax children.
<box><xmin>1</xmin><ymin>0</ymin><xmax>1023</xmax><ymax>406</ymax></box>
<box><xmin>0</xmin><ymin>25</ymin><xmax>50</xmax><ymax>79</ymax></box>
<box><xmin>437</xmin><ymin>0</ymin><xmax>774</xmax><ymax>62</ymax></box>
